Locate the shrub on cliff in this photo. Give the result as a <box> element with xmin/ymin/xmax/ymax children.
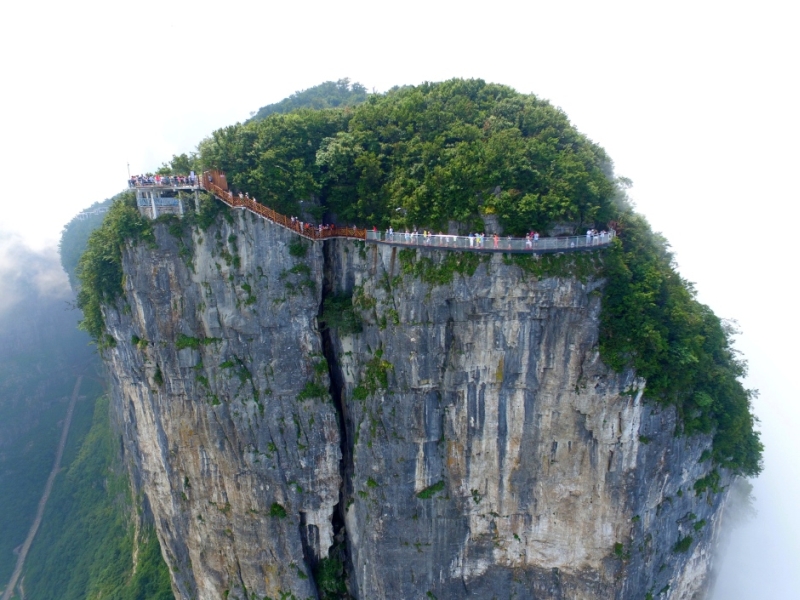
<box><xmin>75</xmin><ymin>192</ymin><xmax>152</xmax><ymax>346</ymax></box>
<box><xmin>320</xmin><ymin>292</ymin><xmax>363</xmax><ymax>334</ymax></box>
<box><xmin>600</xmin><ymin>212</ymin><xmax>762</xmax><ymax>476</ymax></box>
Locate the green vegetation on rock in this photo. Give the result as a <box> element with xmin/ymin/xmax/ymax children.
<box><xmin>599</xmin><ymin>213</ymin><xmax>762</xmax><ymax>476</ymax></box>
<box><xmin>416</xmin><ymin>480</ymin><xmax>446</xmax><ymax>500</ymax></box>
<box><xmin>320</xmin><ymin>292</ymin><xmax>363</xmax><ymax>334</ymax></box>
<box><xmin>269</xmin><ymin>502</ymin><xmax>288</xmax><ymax>518</ymax></box>
<box><xmin>314</xmin><ymin>555</ymin><xmax>349</xmax><ymax>600</ymax></box>
<box><xmin>75</xmin><ymin>192</ymin><xmax>153</xmax><ymax>346</ymax></box>
<box><xmin>398</xmin><ymin>248</ymin><xmax>483</xmax><ymax>286</ymax></box>
<box><xmin>672</xmin><ymin>535</ymin><xmax>693</xmax><ymax>554</ymax></box>
<box><xmin>352</xmin><ymin>348</ymin><xmax>393</xmax><ymax>401</ymax></box>
<box><xmin>175</xmin><ymin>334</ymin><xmax>219</xmax><ymax>351</ymax></box>
<box><xmin>502</xmin><ymin>250</ymin><xmax>603</xmax><ymax>282</ymax></box>
<box><xmin>297</xmin><ymin>381</ymin><xmax>328</xmax><ymax>402</ymax></box>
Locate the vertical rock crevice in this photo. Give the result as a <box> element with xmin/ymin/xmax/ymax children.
<box><xmin>316</xmin><ymin>239</ymin><xmax>355</xmax><ymax>599</ymax></box>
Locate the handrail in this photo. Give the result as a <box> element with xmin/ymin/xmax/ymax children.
<box><xmin>200</xmin><ymin>178</ymin><xmax>366</xmax><ymax>241</ymax></box>
<box><xmin>365</xmin><ymin>230</ymin><xmax>616</xmax><ymax>253</ymax></box>
<box><xmin>195</xmin><ymin>171</ymin><xmax>615</xmax><ymax>252</ymax></box>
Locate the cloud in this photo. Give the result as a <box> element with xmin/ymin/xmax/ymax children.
<box><xmin>0</xmin><ymin>230</ymin><xmax>71</xmax><ymax>317</ymax></box>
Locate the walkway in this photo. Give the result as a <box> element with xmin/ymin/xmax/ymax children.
<box><xmin>201</xmin><ymin>177</ymin><xmax>366</xmax><ymax>241</ymax></box>
<box><xmin>1</xmin><ymin>376</ymin><xmax>83</xmax><ymax>600</ymax></box>
<box><xmin>364</xmin><ymin>230</ymin><xmax>615</xmax><ymax>254</ymax></box>
<box><xmin>134</xmin><ymin>170</ymin><xmax>616</xmax><ymax>253</ymax></box>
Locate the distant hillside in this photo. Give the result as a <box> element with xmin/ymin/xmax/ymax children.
<box><xmin>59</xmin><ymin>196</ymin><xmax>115</xmax><ymax>288</ymax></box>
<box><xmin>249</xmin><ymin>78</ymin><xmax>368</xmax><ymax>122</ymax></box>
<box><xmin>23</xmin><ymin>394</ymin><xmax>174</xmax><ymax>600</ymax></box>
<box><xmin>0</xmin><ymin>230</ymin><xmax>173</xmax><ymax>599</ymax></box>
<box><xmin>0</xmin><ymin>239</ymin><xmax>93</xmax><ymax>591</ymax></box>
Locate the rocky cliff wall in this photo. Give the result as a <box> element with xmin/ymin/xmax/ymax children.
<box><xmin>102</xmin><ymin>209</ymin><xmax>730</xmax><ymax>599</ymax></box>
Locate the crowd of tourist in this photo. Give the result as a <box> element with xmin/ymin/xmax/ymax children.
<box><xmin>131</xmin><ymin>172</ymin><xmax>612</xmax><ymax>249</ymax></box>
<box><xmin>585</xmin><ymin>229</ymin><xmax>611</xmax><ymax>244</ymax></box>
<box><xmin>372</xmin><ymin>227</ymin><xmax>613</xmax><ymax>250</ymax></box>
<box><xmin>291</xmin><ymin>216</ymin><xmax>330</xmax><ymax>234</ymax></box>
<box><xmin>129</xmin><ymin>173</ymin><xmax>198</xmax><ymax>188</ymax></box>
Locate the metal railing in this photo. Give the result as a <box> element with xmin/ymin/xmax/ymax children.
<box><xmin>365</xmin><ymin>230</ymin><xmax>615</xmax><ymax>253</ymax></box>
<box><xmin>74</xmin><ymin>207</ymin><xmax>109</xmax><ymax>221</ymax></box>
<box><xmin>137</xmin><ymin>197</ymin><xmax>182</xmax><ymax>207</ymax></box>
<box><xmin>129</xmin><ymin>177</ymin><xmax>201</xmax><ymax>189</ymax></box>
<box><xmin>201</xmin><ymin>179</ymin><xmax>367</xmax><ymax>241</ymax></box>
<box><xmin>195</xmin><ymin>171</ymin><xmax>615</xmax><ymax>252</ymax></box>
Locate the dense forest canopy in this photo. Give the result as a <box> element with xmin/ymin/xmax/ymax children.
<box><xmin>199</xmin><ymin>79</ymin><xmax>617</xmax><ymax>235</ymax></box>
<box><xmin>78</xmin><ymin>78</ymin><xmax>762</xmax><ymax>477</ymax></box>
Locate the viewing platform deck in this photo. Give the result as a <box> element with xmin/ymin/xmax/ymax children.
<box><xmin>131</xmin><ymin>170</ymin><xmax>616</xmax><ymax>254</ymax></box>
<box><xmin>132</xmin><ymin>180</ymin><xmax>201</xmax><ymax>218</ymax></box>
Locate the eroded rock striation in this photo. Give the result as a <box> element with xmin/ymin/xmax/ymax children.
<box><xmin>102</xmin><ymin>210</ymin><xmax>729</xmax><ymax>599</ymax></box>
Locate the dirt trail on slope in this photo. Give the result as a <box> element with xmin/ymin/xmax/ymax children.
<box><xmin>1</xmin><ymin>375</ymin><xmax>83</xmax><ymax>600</ymax></box>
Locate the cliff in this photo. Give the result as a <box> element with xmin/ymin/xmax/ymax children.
<box><xmin>101</xmin><ymin>209</ymin><xmax>730</xmax><ymax>599</ymax></box>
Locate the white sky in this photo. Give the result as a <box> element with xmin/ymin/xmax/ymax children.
<box><xmin>1</xmin><ymin>0</ymin><xmax>798</xmax><ymax>594</ymax></box>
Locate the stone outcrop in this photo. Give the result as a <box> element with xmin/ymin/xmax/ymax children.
<box><xmin>102</xmin><ymin>209</ymin><xmax>730</xmax><ymax>599</ymax></box>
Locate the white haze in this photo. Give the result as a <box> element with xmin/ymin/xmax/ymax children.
<box><xmin>0</xmin><ymin>232</ymin><xmax>71</xmax><ymax>317</ymax></box>
<box><xmin>1</xmin><ymin>0</ymin><xmax>798</xmax><ymax>595</ymax></box>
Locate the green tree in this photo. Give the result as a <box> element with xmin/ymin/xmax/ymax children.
<box><xmin>600</xmin><ymin>213</ymin><xmax>762</xmax><ymax>476</ymax></box>
<box><xmin>201</xmin><ymin>78</ymin><xmax>616</xmax><ymax>234</ymax></box>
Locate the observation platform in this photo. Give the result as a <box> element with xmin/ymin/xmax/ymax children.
<box><xmin>131</xmin><ymin>170</ymin><xmax>616</xmax><ymax>254</ymax></box>
<box><xmin>131</xmin><ymin>176</ymin><xmax>201</xmax><ymax>219</ymax></box>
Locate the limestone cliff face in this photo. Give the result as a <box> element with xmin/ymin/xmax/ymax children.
<box><xmin>102</xmin><ymin>210</ymin><xmax>730</xmax><ymax>600</ymax></box>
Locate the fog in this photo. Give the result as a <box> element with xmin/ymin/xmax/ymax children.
<box><xmin>0</xmin><ymin>232</ymin><xmax>70</xmax><ymax>317</ymax></box>
<box><xmin>710</xmin><ymin>370</ymin><xmax>800</xmax><ymax>598</ymax></box>
<box><xmin>0</xmin><ymin>231</ymin><xmax>89</xmax><ymax>368</ymax></box>
<box><xmin>1</xmin><ymin>0</ymin><xmax>798</xmax><ymax>594</ymax></box>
